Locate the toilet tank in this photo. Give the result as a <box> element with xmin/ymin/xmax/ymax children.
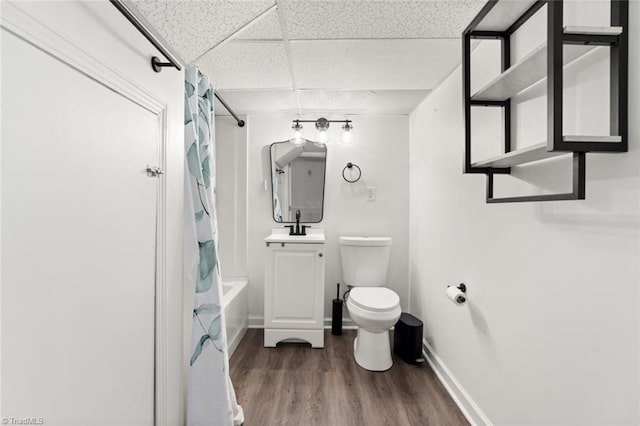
<box><xmin>339</xmin><ymin>237</ymin><xmax>392</xmax><ymax>287</ymax></box>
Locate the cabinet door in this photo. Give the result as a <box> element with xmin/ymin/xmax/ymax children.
<box><xmin>265</xmin><ymin>244</ymin><xmax>324</xmax><ymax>329</ymax></box>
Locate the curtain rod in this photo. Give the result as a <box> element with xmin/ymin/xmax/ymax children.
<box><xmin>214</xmin><ymin>93</ymin><xmax>245</xmax><ymax>127</ymax></box>
<box><xmin>109</xmin><ymin>0</ymin><xmax>182</xmax><ymax>70</ymax></box>
<box><xmin>110</xmin><ymin>0</ymin><xmax>245</xmax><ymax>128</ymax></box>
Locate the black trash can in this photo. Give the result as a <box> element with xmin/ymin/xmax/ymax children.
<box><xmin>393</xmin><ymin>313</ymin><xmax>424</xmax><ymax>364</ymax></box>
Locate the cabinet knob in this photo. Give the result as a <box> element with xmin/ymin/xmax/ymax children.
<box><xmin>318</xmin><ymin>253</ymin><xmax>323</xmax><ymax>257</ymax></box>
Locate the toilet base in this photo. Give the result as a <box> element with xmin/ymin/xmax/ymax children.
<box><xmin>353</xmin><ymin>328</ymin><xmax>393</xmax><ymax>371</ymax></box>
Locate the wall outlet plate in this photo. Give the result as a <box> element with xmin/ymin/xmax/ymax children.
<box><xmin>366</xmin><ymin>186</ymin><xmax>376</xmax><ymax>201</ymax></box>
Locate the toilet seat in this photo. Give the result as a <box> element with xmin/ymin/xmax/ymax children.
<box><xmin>349</xmin><ymin>287</ymin><xmax>399</xmax><ymax>312</ymax></box>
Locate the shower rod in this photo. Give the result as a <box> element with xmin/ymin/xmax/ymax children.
<box><xmin>110</xmin><ymin>0</ymin><xmax>245</xmax><ymax>127</ymax></box>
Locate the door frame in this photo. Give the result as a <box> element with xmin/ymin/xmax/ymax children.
<box><xmin>1</xmin><ymin>4</ymin><xmax>170</xmax><ymax>424</ymax></box>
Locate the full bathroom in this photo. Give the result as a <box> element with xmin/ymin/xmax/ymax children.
<box><xmin>1</xmin><ymin>1</ymin><xmax>639</xmax><ymax>425</ymax></box>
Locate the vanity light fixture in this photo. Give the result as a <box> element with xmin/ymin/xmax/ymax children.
<box><xmin>288</xmin><ymin>118</ymin><xmax>354</xmax><ymax>146</ymax></box>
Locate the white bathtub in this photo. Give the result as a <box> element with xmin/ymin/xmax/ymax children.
<box><xmin>222</xmin><ymin>279</ymin><xmax>248</xmax><ymax>357</ymax></box>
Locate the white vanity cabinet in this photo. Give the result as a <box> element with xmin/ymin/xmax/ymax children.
<box><xmin>264</xmin><ymin>229</ymin><xmax>325</xmax><ymax>348</ymax></box>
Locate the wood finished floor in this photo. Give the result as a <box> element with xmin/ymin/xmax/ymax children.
<box><xmin>230</xmin><ymin>329</ymin><xmax>469</xmax><ymax>426</ymax></box>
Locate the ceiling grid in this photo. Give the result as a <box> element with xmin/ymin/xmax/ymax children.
<box><xmin>274</xmin><ymin>0</ymin><xmax>302</xmax><ymax>114</ymax></box>
<box><xmin>192</xmin><ymin>3</ymin><xmax>278</xmax><ymax>63</ymax></box>
<box><xmin>131</xmin><ymin>0</ymin><xmax>486</xmax><ymax>115</ymax></box>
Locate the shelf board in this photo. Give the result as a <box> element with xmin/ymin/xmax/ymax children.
<box><xmin>564</xmin><ymin>26</ymin><xmax>624</xmax><ymax>36</ymax></box>
<box><xmin>471</xmin><ymin>26</ymin><xmax>623</xmax><ymax>102</ymax></box>
<box><xmin>563</xmin><ymin>135</ymin><xmax>622</xmax><ymax>143</ymax></box>
<box><xmin>471</xmin><ymin>136</ymin><xmax>621</xmax><ymax>168</ymax></box>
<box><xmin>475</xmin><ymin>0</ymin><xmax>538</xmax><ymax>32</ymax></box>
<box><xmin>472</xmin><ymin>143</ymin><xmax>563</xmax><ymax>168</ymax></box>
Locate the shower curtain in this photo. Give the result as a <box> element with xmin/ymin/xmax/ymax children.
<box><xmin>184</xmin><ymin>65</ymin><xmax>243</xmax><ymax>426</ymax></box>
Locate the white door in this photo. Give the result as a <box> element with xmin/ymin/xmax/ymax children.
<box><xmin>1</xmin><ymin>26</ymin><xmax>159</xmax><ymax>425</ymax></box>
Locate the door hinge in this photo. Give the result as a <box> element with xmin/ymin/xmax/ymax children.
<box><xmin>146</xmin><ymin>165</ymin><xmax>164</xmax><ymax>178</ymax></box>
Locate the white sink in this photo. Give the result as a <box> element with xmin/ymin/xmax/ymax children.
<box><xmin>265</xmin><ymin>228</ymin><xmax>325</xmax><ymax>244</ymax></box>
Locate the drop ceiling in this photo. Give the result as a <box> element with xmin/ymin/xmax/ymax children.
<box><xmin>131</xmin><ymin>0</ymin><xmax>486</xmax><ymax>116</ymax></box>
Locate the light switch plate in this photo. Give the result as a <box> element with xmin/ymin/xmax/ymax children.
<box><xmin>366</xmin><ymin>186</ymin><xmax>376</xmax><ymax>201</ymax></box>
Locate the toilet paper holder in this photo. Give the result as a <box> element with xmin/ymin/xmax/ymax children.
<box><xmin>448</xmin><ymin>283</ymin><xmax>466</xmax><ymax>293</ymax></box>
<box><xmin>446</xmin><ymin>283</ymin><xmax>467</xmax><ymax>306</ymax></box>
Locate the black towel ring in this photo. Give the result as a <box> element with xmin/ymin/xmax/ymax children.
<box><xmin>342</xmin><ymin>162</ymin><xmax>361</xmax><ymax>183</ymax></box>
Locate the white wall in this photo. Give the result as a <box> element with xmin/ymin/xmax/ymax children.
<box><xmin>216</xmin><ymin>116</ymin><xmax>248</xmax><ymax>279</ymax></box>
<box><xmin>409</xmin><ymin>2</ymin><xmax>639</xmax><ymax>425</ymax></box>
<box><xmin>236</xmin><ymin>115</ymin><xmax>410</xmax><ymax>324</ymax></box>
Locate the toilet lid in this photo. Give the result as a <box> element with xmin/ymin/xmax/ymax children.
<box><xmin>349</xmin><ymin>287</ymin><xmax>399</xmax><ymax>312</ymax></box>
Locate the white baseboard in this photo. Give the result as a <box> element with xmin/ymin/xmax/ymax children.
<box><xmin>422</xmin><ymin>339</ymin><xmax>492</xmax><ymax>426</ymax></box>
<box><xmin>248</xmin><ymin>315</ymin><xmax>262</xmax><ymax>329</ymax></box>
<box><xmin>227</xmin><ymin>326</ymin><xmax>248</xmax><ymax>358</ymax></box>
<box><xmin>247</xmin><ymin>316</ymin><xmax>357</xmax><ymax>330</ymax></box>
<box><xmin>324</xmin><ymin>317</ymin><xmax>357</xmax><ymax>330</ymax></box>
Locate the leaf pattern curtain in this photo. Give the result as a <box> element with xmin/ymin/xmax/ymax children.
<box><xmin>184</xmin><ymin>66</ymin><xmax>243</xmax><ymax>426</ymax></box>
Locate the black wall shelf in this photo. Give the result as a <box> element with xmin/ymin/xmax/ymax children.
<box><xmin>463</xmin><ymin>0</ymin><xmax>629</xmax><ymax>203</ymax></box>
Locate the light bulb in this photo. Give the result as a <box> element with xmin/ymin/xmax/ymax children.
<box><xmin>316</xmin><ymin>129</ymin><xmax>329</xmax><ymax>145</ymax></box>
<box><xmin>314</xmin><ymin>118</ymin><xmax>330</xmax><ymax>146</ymax></box>
<box><xmin>290</xmin><ymin>121</ymin><xmax>305</xmax><ymax>146</ymax></box>
<box><xmin>341</xmin><ymin>122</ymin><xmax>355</xmax><ymax>144</ymax></box>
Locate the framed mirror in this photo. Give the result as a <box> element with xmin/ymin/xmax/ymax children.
<box><xmin>270</xmin><ymin>141</ymin><xmax>327</xmax><ymax>223</ymax></box>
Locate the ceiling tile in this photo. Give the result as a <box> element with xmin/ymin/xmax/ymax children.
<box><xmin>236</xmin><ymin>8</ymin><xmax>283</xmax><ymax>39</ymax></box>
<box><xmin>213</xmin><ymin>89</ymin><xmax>429</xmax><ymax>115</ymax></box>
<box><xmin>290</xmin><ymin>39</ymin><xmax>461</xmax><ymax>90</ymax></box>
<box><xmin>199</xmin><ymin>41</ymin><xmax>292</xmax><ymax>89</ymax></box>
<box><xmin>279</xmin><ymin>0</ymin><xmax>485</xmax><ymax>40</ymax></box>
<box><xmin>213</xmin><ymin>89</ymin><xmax>297</xmax><ymax>115</ymax></box>
<box><xmin>131</xmin><ymin>0</ymin><xmax>275</xmax><ymax>62</ymax></box>
<box><xmin>295</xmin><ymin>89</ymin><xmax>430</xmax><ymax>114</ymax></box>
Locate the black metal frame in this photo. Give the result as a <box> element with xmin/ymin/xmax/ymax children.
<box><xmin>463</xmin><ymin>0</ymin><xmax>628</xmax><ymax>203</ymax></box>
<box><xmin>268</xmin><ymin>141</ymin><xmax>327</xmax><ymax>224</ymax></box>
<box><xmin>547</xmin><ymin>0</ymin><xmax>628</xmax><ymax>153</ymax></box>
<box><xmin>486</xmin><ymin>152</ymin><xmax>585</xmax><ymax>203</ymax></box>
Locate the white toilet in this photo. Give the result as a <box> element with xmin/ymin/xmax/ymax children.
<box><xmin>339</xmin><ymin>236</ymin><xmax>401</xmax><ymax>371</ymax></box>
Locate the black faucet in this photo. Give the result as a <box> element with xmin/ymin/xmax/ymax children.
<box><xmin>295</xmin><ymin>209</ymin><xmax>301</xmax><ymax>235</ymax></box>
<box><xmin>285</xmin><ymin>209</ymin><xmax>309</xmax><ymax>236</ymax></box>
